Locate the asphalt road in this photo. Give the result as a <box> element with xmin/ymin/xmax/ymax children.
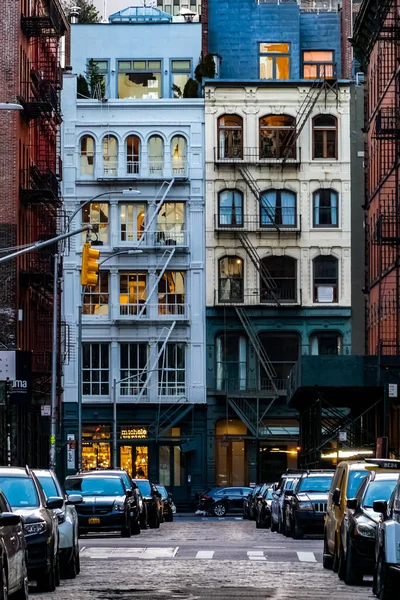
<box><xmin>31</xmin><ymin>516</ymin><xmax>376</xmax><ymax>600</ymax></box>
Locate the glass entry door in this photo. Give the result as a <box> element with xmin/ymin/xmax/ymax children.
<box><xmin>120</xmin><ymin>445</ymin><xmax>149</xmax><ymax>478</ymax></box>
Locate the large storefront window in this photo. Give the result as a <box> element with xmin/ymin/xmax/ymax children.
<box><xmin>118</xmin><ymin>426</ymin><xmax>149</xmax><ymax>478</ymax></box>
<box><xmin>82</xmin><ymin>425</ymin><xmax>111</xmax><ymax>470</ymax></box>
<box><xmin>215</xmin><ymin>419</ymin><xmax>247</xmax><ymax>487</ymax></box>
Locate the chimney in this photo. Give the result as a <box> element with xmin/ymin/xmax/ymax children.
<box><xmin>70</xmin><ymin>6</ymin><xmax>81</xmax><ymax>24</ymax></box>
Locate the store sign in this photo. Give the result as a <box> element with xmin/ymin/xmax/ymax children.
<box><xmin>67</xmin><ymin>434</ymin><xmax>76</xmax><ymax>470</ymax></box>
<box><xmin>10</xmin><ymin>351</ymin><xmax>32</xmax><ymax>405</ymax></box>
<box><xmin>120</xmin><ymin>427</ymin><xmax>148</xmax><ymax>440</ymax></box>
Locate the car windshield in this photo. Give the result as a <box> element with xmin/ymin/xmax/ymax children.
<box><xmin>298</xmin><ymin>476</ymin><xmax>333</xmax><ymax>493</ymax></box>
<box><xmin>65</xmin><ymin>477</ymin><xmax>124</xmax><ymax>497</ymax></box>
<box><xmin>363</xmin><ymin>479</ymin><xmax>397</xmax><ymax>508</ymax></box>
<box><xmin>347</xmin><ymin>471</ymin><xmax>368</xmax><ymax>498</ymax></box>
<box><xmin>284</xmin><ymin>479</ymin><xmax>295</xmax><ymax>490</ymax></box>
<box><xmin>0</xmin><ymin>476</ymin><xmax>39</xmax><ymax>508</ymax></box>
<box><xmin>36</xmin><ymin>475</ymin><xmax>58</xmax><ymax>499</ymax></box>
<box><xmin>157</xmin><ymin>486</ymin><xmax>168</xmax><ymax>499</ymax></box>
<box><xmin>136</xmin><ymin>480</ymin><xmax>152</xmax><ymax>496</ymax></box>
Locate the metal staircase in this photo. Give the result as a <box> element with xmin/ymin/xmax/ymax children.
<box><xmin>235</xmin><ymin>232</ymin><xmax>280</xmax><ymax>304</ymax></box>
<box><xmin>136</xmin><ymin>248</ymin><xmax>176</xmax><ymax>318</ymax></box>
<box><xmin>149</xmin><ymin>403</ymin><xmax>194</xmax><ymax>440</ymax></box>
<box><xmin>131</xmin><ymin>178</ymin><xmax>175</xmax><ymax>250</ymax></box>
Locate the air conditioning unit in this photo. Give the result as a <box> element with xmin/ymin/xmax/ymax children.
<box><xmin>356</xmin><ymin>72</ymin><xmax>365</xmax><ymax>86</ymax></box>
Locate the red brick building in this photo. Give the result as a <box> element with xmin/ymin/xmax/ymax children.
<box><xmin>353</xmin><ymin>0</ymin><xmax>400</xmax><ymax>453</ymax></box>
<box><xmin>0</xmin><ymin>0</ymin><xmax>68</xmax><ymax>465</ymax></box>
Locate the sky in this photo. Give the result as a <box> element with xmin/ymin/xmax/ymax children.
<box><xmin>92</xmin><ymin>0</ymin><xmax>157</xmax><ymax>20</ymax></box>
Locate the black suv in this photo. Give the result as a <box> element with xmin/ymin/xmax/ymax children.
<box><xmin>285</xmin><ymin>470</ymin><xmax>334</xmax><ymax>539</ymax></box>
<box><xmin>0</xmin><ymin>466</ymin><xmax>63</xmax><ymax>592</ymax></box>
<box><xmin>79</xmin><ymin>469</ymin><xmax>143</xmax><ymax>532</ymax></box>
<box><xmin>133</xmin><ymin>479</ymin><xmax>162</xmax><ymax>528</ymax></box>
<box><xmin>65</xmin><ymin>474</ymin><xmax>139</xmax><ymax>537</ymax></box>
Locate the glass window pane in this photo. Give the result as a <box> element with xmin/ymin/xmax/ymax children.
<box><xmin>148</xmin><ymin>61</ymin><xmax>161</xmax><ymax>70</ymax></box>
<box><xmin>303</xmin><ymin>64</ymin><xmax>317</xmax><ymax>79</ymax></box>
<box><xmin>159</xmin><ymin>446</ymin><xmax>171</xmax><ymax>486</ymax></box>
<box><xmin>118</xmin><ymin>72</ymin><xmax>161</xmax><ymax>100</ymax></box>
<box><xmin>172</xmin><ymin>60</ymin><xmax>191</xmax><ymax>71</ymax></box>
<box><xmin>172</xmin><ymin>73</ymin><xmax>189</xmax><ymax>97</ymax></box>
<box><xmin>259</xmin><ymin>56</ymin><xmax>273</xmax><ymax>79</ymax></box>
<box><xmin>304</xmin><ymin>51</ymin><xmax>333</xmax><ymax>62</ymax></box>
<box><xmin>259</xmin><ymin>43</ymin><xmax>290</xmax><ymax>53</ymax></box>
<box><xmin>133</xmin><ymin>61</ymin><xmax>146</xmax><ymax>70</ymax></box>
<box><xmin>118</xmin><ymin>61</ymin><xmax>132</xmax><ymax>70</ymax></box>
<box><xmin>94</xmin><ymin>61</ymin><xmax>108</xmax><ymax>71</ymax></box>
<box><xmin>276</xmin><ymin>56</ymin><xmax>290</xmax><ymax>80</ymax></box>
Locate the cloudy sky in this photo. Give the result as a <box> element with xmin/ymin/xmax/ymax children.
<box><xmin>92</xmin><ymin>0</ymin><xmax>156</xmax><ymax>20</ymax></box>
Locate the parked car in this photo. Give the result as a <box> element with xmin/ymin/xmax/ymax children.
<box><xmin>339</xmin><ymin>469</ymin><xmax>399</xmax><ymax>586</ymax></box>
<box><xmin>285</xmin><ymin>470</ymin><xmax>334</xmax><ymax>539</ymax></box>
<box><xmin>33</xmin><ymin>469</ymin><xmax>82</xmax><ymax>579</ymax></box>
<box><xmin>245</xmin><ymin>485</ymin><xmax>263</xmax><ymax>520</ymax></box>
<box><xmin>271</xmin><ymin>471</ymin><xmax>302</xmax><ymax>533</ymax></box>
<box><xmin>0</xmin><ymin>466</ymin><xmax>63</xmax><ymax>592</ymax></box>
<box><xmin>255</xmin><ymin>486</ymin><xmax>273</xmax><ymax>529</ymax></box>
<box><xmin>133</xmin><ymin>479</ymin><xmax>162</xmax><ymax>529</ymax></box>
<box><xmin>79</xmin><ymin>468</ymin><xmax>145</xmax><ymax>530</ymax></box>
<box><xmin>373</xmin><ymin>471</ymin><xmax>400</xmax><ymax>599</ymax></box>
<box><xmin>281</xmin><ymin>477</ymin><xmax>300</xmax><ymax>537</ymax></box>
<box><xmin>323</xmin><ymin>459</ymin><xmax>400</xmax><ymax>572</ymax></box>
<box><xmin>0</xmin><ymin>490</ymin><xmax>29</xmax><ymax>599</ymax></box>
<box><xmin>65</xmin><ymin>473</ymin><xmax>140</xmax><ymax>536</ymax></box>
<box><xmin>155</xmin><ymin>485</ymin><xmax>174</xmax><ymax>522</ymax></box>
<box><xmin>198</xmin><ymin>487</ymin><xmax>253</xmax><ymax>517</ymax></box>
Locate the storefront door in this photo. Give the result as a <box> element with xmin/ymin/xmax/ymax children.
<box><xmin>120</xmin><ymin>445</ymin><xmax>149</xmax><ymax>478</ymax></box>
<box><xmin>158</xmin><ymin>443</ymin><xmax>188</xmax><ymax>502</ymax></box>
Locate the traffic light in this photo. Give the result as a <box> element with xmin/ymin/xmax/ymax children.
<box><xmin>81</xmin><ymin>242</ymin><xmax>100</xmax><ymax>287</ymax></box>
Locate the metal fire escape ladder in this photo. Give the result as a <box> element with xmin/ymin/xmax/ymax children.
<box><xmin>149</xmin><ymin>403</ymin><xmax>194</xmax><ymax>441</ymax></box>
<box><xmin>137</xmin><ymin>248</ymin><xmax>176</xmax><ymax>317</ymax></box>
<box><xmin>130</xmin><ymin>178</ymin><xmax>175</xmax><ymax>250</ymax></box>
<box><xmin>235</xmin><ymin>232</ymin><xmax>280</xmax><ymax>305</ymax></box>
<box><xmin>236</xmin><ymin>165</ymin><xmax>280</xmax><ymax>233</ymax></box>
<box><xmin>133</xmin><ymin>322</ymin><xmax>176</xmax><ymax>403</ymax></box>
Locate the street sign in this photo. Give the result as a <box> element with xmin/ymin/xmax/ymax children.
<box><xmin>0</xmin><ymin>352</ymin><xmax>16</xmax><ymax>381</ymax></box>
<box><xmin>41</xmin><ymin>405</ymin><xmax>51</xmax><ymax>417</ymax></box>
<box><xmin>388</xmin><ymin>383</ymin><xmax>398</xmax><ymax>398</ymax></box>
<box><xmin>338</xmin><ymin>431</ymin><xmax>347</xmax><ymax>442</ymax></box>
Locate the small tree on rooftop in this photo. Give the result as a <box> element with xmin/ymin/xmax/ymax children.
<box><xmin>194</xmin><ymin>54</ymin><xmax>216</xmax><ymax>83</ymax></box>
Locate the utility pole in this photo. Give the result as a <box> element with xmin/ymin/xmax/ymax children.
<box><xmin>5</xmin><ymin>378</ymin><xmax>11</xmax><ymax>467</ymax></box>
<box><xmin>49</xmin><ymin>254</ymin><xmax>59</xmax><ymax>470</ymax></box>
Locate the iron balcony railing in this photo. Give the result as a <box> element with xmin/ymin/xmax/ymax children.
<box><xmin>117</xmin><ymin>229</ymin><xmax>189</xmax><ymax>249</ymax></box>
<box><xmin>257</xmin><ymin>0</ymin><xmax>338</xmax><ymax>10</ymax></box>
<box><xmin>375</xmin><ymin>108</ymin><xmax>400</xmax><ymax>138</ymax></box>
<box><xmin>215</xmin><ymin>287</ymin><xmax>299</xmax><ymax>306</ymax></box>
<box><xmin>215</xmin><ymin>212</ymin><xmax>301</xmax><ymax>232</ymax></box>
<box><xmin>214</xmin><ymin>146</ymin><xmax>300</xmax><ymax>165</ymax></box>
<box><xmin>19</xmin><ymin>166</ymin><xmax>60</xmax><ymax>203</ymax></box>
<box><xmin>21</xmin><ymin>0</ymin><xmax>69</xmax><ymax>37</ymax></box>
<box><xmin>19</xmin><ymin>74</ymin><xmax>59</xmax><ymax>119</ymax></box>
<box><xmin>213</xmin><ymin>377</ymin><xmax>288</xmax><ymax>395</ymax></box>
<box><xmin>113</xmin><ymin>302</ymin><xmax>189</xmax><ymax>320</ymax></box>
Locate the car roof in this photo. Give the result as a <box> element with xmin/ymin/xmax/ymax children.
<box><xmin>66</xmin><ymin>474</ymin><xmax>123</xmax><ymax>480</ymax></box>
<box><xmin>301</xmin><ymin>472</ymin><xmax>334</xmax><ymax>477</ymax></box>
<box><xmin>369</xmin><ymin>472</ymin><xmax>400</xmax><ymax>481</ymax></box>
<box><xmin>0</xmin><ymin>467</ymin><xmax>31</xmax><ymax>477</ymax></box>
<box><xmin>32</xmin><ymin>469</ymin><xmax>53</xmax><ymax>477</ymax></box>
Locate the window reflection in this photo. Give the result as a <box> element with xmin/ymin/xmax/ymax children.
<box><xmin>120</xmin><ymin>203</ymin><xmax>146</xmax><ymax>242</ymax></box>
<box><xmin>157</xmin><ymin>202</ymin><xmax>185</xmax><ymax>245</ymax></box>
<box><xmin>119</xmin><ymin>272</ymin><xmax>147</xmax><ymax>315</ymax></box>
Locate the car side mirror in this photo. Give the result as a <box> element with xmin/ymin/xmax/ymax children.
<box><xmin>0</xmin><ymin>512</ymin><xmax>21</xmax><ymax>527</ymax></box>
<box><xmin>346</xmin><ymin>498</ymin><xmax>358</xmax><ymax>510</ymax></box>
<box><xmin>285</xmin><ymin>490</ymin><xmax>294</xmax><ymax>497</ymax></box>
<box><xmin>126</xmin><ymin>489</ymin><xmax>133</xmax><ymax>498</ymax></box>
<box><xmin>66</xmin><ymin>494</ymin><xmax>83</xmax><ymax>505</ymax></box>
<box><xmin>373</xmin><ymin>500</ymin><xmax>388</xmax><ymax>516</ymax></box>
<box><xmin>332</xmin><ymin>488</ymin><xmax>341</xmax><ymax>507</ymax></box>
<box><xmin>46</xmin><ymin>496</ymin><xmax>64</xmax><ymax>510</ymax></box>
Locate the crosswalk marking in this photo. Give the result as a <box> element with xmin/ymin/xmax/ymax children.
<box><xmin>234</xmin><ymin>517</ymin><xmax>243</xmax><ymax>521</ymax></box>
<box><xmin>247</xmin><ymin>550</ymin><xmax>266</xmax><ymax>561</ymax></box>
<box><xmin>297</xmin><ymin>552</ymin><xmax>317</xmax><ymax>563</ymax></box>
<box><xmin>81</xmin><ymin>547</ymin><xmax>178</xmax><ymax>559</ymax></box>
<box><xmin>196</xmin><ymin>551</ymin><xmax>215</xmax><ymax>559</ymax></box>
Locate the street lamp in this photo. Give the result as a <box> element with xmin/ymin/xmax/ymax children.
<box><xmin>0</xmin><ymin>103</ymin><xmax>23</xmax><ymax>110</ymax></box>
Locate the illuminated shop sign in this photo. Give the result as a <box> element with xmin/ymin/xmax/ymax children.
<box><xmin>120</xmin><ymin>427</ymin><xmax>148</xmax><ymax>440</ymax></box>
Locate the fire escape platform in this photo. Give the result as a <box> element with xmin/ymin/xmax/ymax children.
<box><xmin>287</xmin><ymin>355</ymin><xmax>390</xmax><ymax>410</ymax></box>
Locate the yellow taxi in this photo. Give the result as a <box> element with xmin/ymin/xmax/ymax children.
<box><xmin>323</xmin><ymin>458</ymin><xmax>400</xmax><ymax>571</ymax></box>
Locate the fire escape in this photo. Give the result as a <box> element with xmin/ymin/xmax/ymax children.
<box><xmin>19</xmin><ymin>1</ymin><xmax>68</xmax><ymax>399</ymax></box>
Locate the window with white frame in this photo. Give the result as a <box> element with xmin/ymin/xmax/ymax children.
<box><xmin>148</xmin><ymin>135</ymin><xmax>164</xmax><ymax>175</ymax></box>
<box><xmin>126</xmin><ymin>135</ymin><xmax>141</xmax><ymax>174</ymax></box>
<box><xmin>118</xmin><ymin>60</ymin><xmax>162</xmax><ymax>99</ymax></box>
<box><xmin>82</xmin><ymin>202</ymin><xmax>109</xmax><ymax>244</ymax></box>
<box><xmin>80</xmin><ymin>135</ymin><xmax>95</xmax><ymax>176</ymax></box>
<box><xmin>83</xmin><ymin>271</ymin><xmax>109</xmax><ymax>315</ymax></box>
<box><xmin>313</xmin><ymin>256</ymin><xmax>338</xmax><ymax>303</ymax></box>
<box><xmin>158</xmin><ymin>342</ymin><xmax>185</xmax><ymax>395</ymax></box>
<box><xmin>120</xmin><ymin>343</ymin><xmax>148</xmax><ymax>395</ymax></box>
<box><xmin>171</xmin><ymin>60</ymin><xmax>191</xmax><ymax>97</ymax></box>
<box><xmin>82</xmin><ymin>343</ymin><xmax>109</xmax><ymax>396</ymax></box>
<box><xmin>158</xmin><ymin>271</ymin><xmax>185</xmax><ymax>315</ymax></box>
<box><xmin>313</xmin><ymin>189</ymin><xmax>338</xmax><ymax>227</ymax></box>
<box><xmin>157</xmin><ymin>202</ymin><xmax>185</xmax><ymax>245</ymax></box>
<box><xmin>120</xmin><ymin>203</ymin><xmax>146</xmax><ymax>242</ymax></box>
<box><xmin>102</xmin><ymin>135</ymin><xmax>118</xmax><ymax>175</ymax></box>
<box><xmin>119</xmin><ymin>272</ymin><xmax>147</xmax><ymax>315</ymax></box>
<box><xmin>171</xmin><ymin>135</ymin><xmax>187</xmax><ymax>175</ymax></box>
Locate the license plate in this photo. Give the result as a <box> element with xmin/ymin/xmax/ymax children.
<box><xmin>88</xmin><ymin>517</ymin><xmax>100</xmax><ymax>525</ymax></box>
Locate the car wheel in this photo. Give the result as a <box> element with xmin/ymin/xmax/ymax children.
<box><xmin>243</xmin><ymin>506</ymin><xmax>247</xmax><ymax>519</ymax></box>
<box><xmin>281</xmin><ymin>515</ymin><xmax>287</xmax><ymax>536</ymax></box>
<box><xmin>148</xmin><ymin>510</ymin><xmax>160</xmax><ymax>529</ymax></box>
<box><xmin>292</xmin><ymin>517</ymin><xmax>303</xmax><ymax>540</ymax></box>
<box><xmin>338</xmin><ymin>541</ymin><xmax>346</xmax><ymax>581</ymax></box>
<box><xmin>140</xmin><ymin>510</ymin><xmax>148</xmax><ymax>529</ymax></box>
<box><xmin>376</xmin><ymin>552</ymin><xmax>395</xmax><ymax>600</ymax></box>
<box><xmin>344</xmin><ymin>540</ymin><xmax>362</xmax><ymax>586</ymax></box>
<box><xmin>13</xmin><ymin>553</ymin><xmax>28</xmax><ymax>600</ymax></box>
<box><xmin>37</xmin><ymin>555</ymin><xmax>56</xmax><ymax>593</ymax></box>
<box><xmin>212</xmin><ymin>503</ymin><xmax>227</xmax><ymax>517</ymax></box>
<box><xmin>271</xmin><ymin>517</ymin><xmax>277</xmax><ymax>532</ymax></box>
<box><xmin>322</xmin><ymin>532</ymin><xmax>333</xmax><ymax>570</ymax></box>
<box><xmin>121</xmin><ymin>519</ymin><xmax>132</xmax><ymax>538</ymax></box>
<box><xmin>62</xmin><ymin>547</ymin><xmax>78</xmax><ymax>580</ymax></box>
<box><xmin>75</xmin><ymin>549</ymin><xmax>81</xmax><ymax>575</ymax></box>
<box><xmin>0</xmin><ymin>556</ymin><xmax>7</xmax><ymax>600</ymax></box>
<box><xmin>55</xmin><ymin>553</ymin><xmax>60</xmax><ymax>586</ymax></box>
<box><xmin>165</xmin><ymin>511</ymin><xmax>173</xmax><ymax>523</ymax></box>
<box><xmin>131</xmin><ymin>516</ymin><xmax>141</xmax><ymax>536</ymax></box>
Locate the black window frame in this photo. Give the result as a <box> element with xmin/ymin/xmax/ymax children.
<box><xmin>313</xmin><ymin>255</ymin><xmax>339</xmax><ymax>303</ymax></box>
<box><xmin>260</xmin><ymin>189</ymin><xmax>296</xmax><ymax>227</ymax></box>
<box><xmin>302</xmin><ymin>50</ymin><xmax>335</xmax><ymax>80</ymax></box>
<box><xmin>218</xmin><ymin>256</ymin><xmax>244</xmax><ymax>302</ymax></box>
<box><xmin>260</xmin><ymin>256</ymin><xmax>297</xmax><ymax>303</ymax></box>
<box><xmin>313</xmin><ymin>189</ymin><xmax>338</xmax><ymax>227</ymax></box>
<box><xmin>218</xmin><ymin>189</ymin><xmax>244</xmax><ymax>227</ymax></box>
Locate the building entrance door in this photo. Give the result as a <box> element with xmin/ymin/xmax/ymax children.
<box><xmin>120</xmin><ymin>445</ymin><xmax>149</xmax><ymax>478</ymax></box>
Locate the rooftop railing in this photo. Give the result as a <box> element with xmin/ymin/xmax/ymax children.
<box><xmin>257</xmin><ymin>0</ymin><xmax>338</xmax><ymax>11</ymax></box>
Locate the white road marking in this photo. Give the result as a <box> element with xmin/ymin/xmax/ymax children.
<box><xmin>235</xmin><ymin>517</ymin><xmax>243</xmax><ymax>521</ymax></box>
<box><xmin>247</xmin><ymin>550</ymin><xmax>266</xmax><ymax>561</ymax></box>
<box><xmin>217</xmin><ymin>517</ymin><xmax>225</xmax><ymax>520</ymax></box>
<box><xmin>297</xmin><ymin>552</ymin><xmax>317</xmax><ymax>563</ymax></box>
<box><xmin>196</xmin><ymin>550</ymin><xmax>215</xmax><ymax>559</ymax></box>
<box><xmin>79</xmin><ymin>546</ymin><xmax>85</xmax><ymax>553</ymax></box>
<box><xmin>81</xmin><ymin>547</ymin><xmax>178</xmax><ymax>559</ymax></box>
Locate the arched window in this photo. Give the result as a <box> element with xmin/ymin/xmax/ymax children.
<box><xmin>218</xmin><ymin>256</ymin><xmax>244</xmax><ymax>302</ymax></box>
<box><xmin>102</xmin><ymin>135</ymin><xmax>118</xmax><ymax>175</ymax></box>
<box><xmin>261</xmin><ymin>256</ymin><xmax>296</xmax><ymax>303</ymax></box>
<box><xmin>171</xmin><ymin>135</ymin><xmax>187</xmax><ymax>175</ymax></box>
<box><xmin>148</xmin><ymin>135</ymin><xmax>164</xmax><ymax>175</ymax></box>
<box><xmin>313</xmin><ymin>115</ymin><xmax>337</xmax><ymax>159</ymax></box>
<box><xmin>259</xmin><ymin>115</ymin><xmax>295</xmax><ymax>159</ymax></box>
<box><xmin>260</xmin><ymin>189</ymin><xmax>296</xmax><ymax>227</ymax></box>
<box><xmin>313</xmin><ymin>189</ymin><xmax>338</xmax><ymax>227</ymax></box>
<box><xmin>218</xmin><ymin>115</ymin><xmax>243</xmax><ymax>160</ymax></box>
<box><xmin>126</xmin><ymin>135</ymin><xmax>140</xmax><ymax>174</ymax></box>
<box><xmin>80</xmin><ymin>135</ymin><xmax>95</xmax><ymax>175</ymax></box>
<box><xmin>218</xmin><ymin>190</ymin><xmax>244</xmax><ymax>227</ymax></box>
<box><xmin>313</xmin><ymin>255</ymin><xmax>338</xmax><ymax>303</ymax></box>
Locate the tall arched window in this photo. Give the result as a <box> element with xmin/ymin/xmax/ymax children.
<box><xmin>313</xmin><ymin>255</ymin><xmax>338</xmax><ymax>303</ymax></box>
<box><xmin>126</xmin><ymin>135</ymin><xmax>140</xmax><ymax>174</ymax></box>
<box><xmin>313</xmin><ymin>115</ymin><xmax>337</xmax><ymax>159</ymax></box>
<box><xmin>259</xmin><ymin>115</ymin><xmax>295</xmax><ymax>159</ymax></box>
<box><xmin>102</xmin><ymin>135</ymin><xmax>118</xmax><ymax>175</ymax></box>
<box><xmin>218</xmin><ymin>256</ymin><xmax>244</xmax><ymax>302</ymax></box>
<box><xmin>261</xmin><ymin>256</ymin><xmax>297</xmax><ymax>303</ymax></box>
<box><xmin>218</xmin><ymin>115</ymin><xmax>243</xmax><ymax>160</ymax></box>
<box><xmin>218</xmin><ymin>190</ymin><xmax>243</xmax><ymax>227</ymax></box>
<box><xmin>313</xmin><ymin>189</ymin><xmax>338</xmax><ymax>227</ymax></box>
<box><xmin>171</xmin><ymin>135</ymin><xmax>187</xmax><ymax>175</ymax></box>
<box><xmin>80</xmin><ymin>135</ymin><xmax>95</xmax><ymax>176</ymax></box>
<box><xmin>260</xmin><ymin>189</ymin><xmax>296</xmax><ymax>227</ymax></box>
<box><xmin>148</xmin><ymin>135</ymin><xmax>164</xmax><ymax>175</ymax></box>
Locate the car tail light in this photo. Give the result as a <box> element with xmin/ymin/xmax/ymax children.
<box><xmin>202</xmin><ymin>495</ymin><xmax>211</xmax><ymax>500</ymax></box>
